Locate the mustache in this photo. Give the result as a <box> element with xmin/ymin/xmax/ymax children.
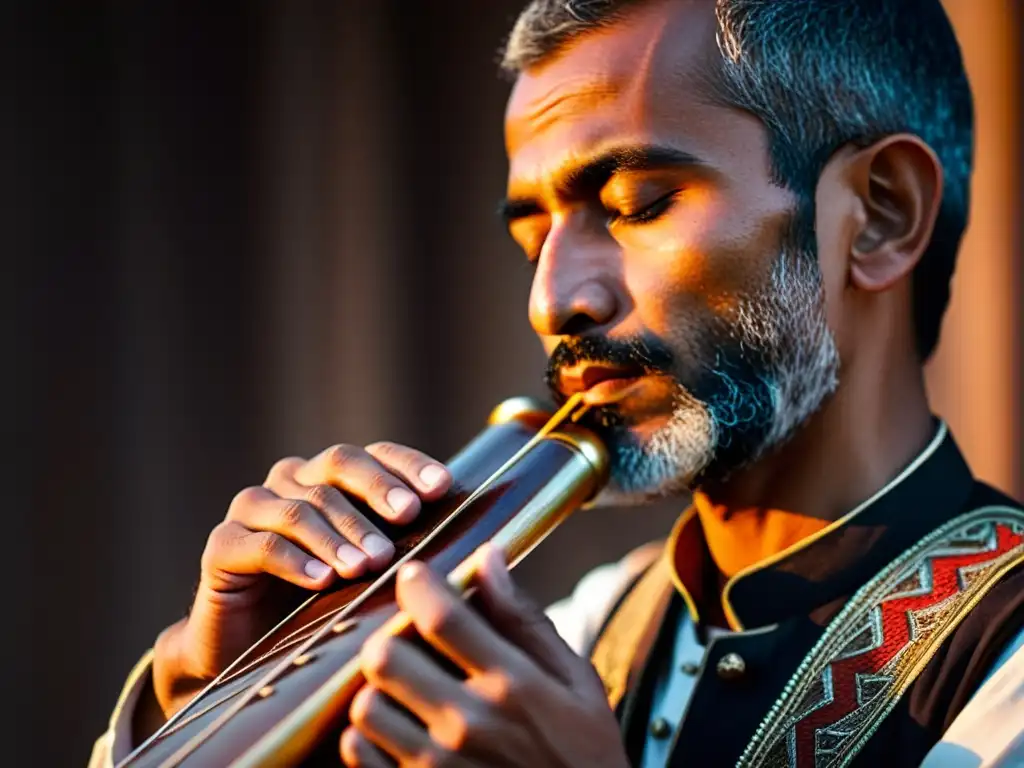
<box><xmin>543</xmin><ymin>334</ymin><xmax>677</xmax><ymax>397</ymax></box>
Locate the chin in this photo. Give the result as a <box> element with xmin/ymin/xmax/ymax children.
<box><xmin>586</xmin><ymin>389</ymin><xmax>717</xmax><ymax>508</ymax></box>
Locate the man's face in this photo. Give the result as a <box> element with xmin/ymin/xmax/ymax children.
<box><xmin>502</xmin><ymin>0</ymin><xmax>841</xmax><ymax>503</ymax></box>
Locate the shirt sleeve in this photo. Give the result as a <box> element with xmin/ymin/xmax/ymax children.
<box><xmin>918</xmin><ymin>627</ymin><xmax>1024</xmax><ymax>768</ymax></box>
<box><xmin>87</xmin><ymin>650</ymin><xmax>156</xmax><ymax>768</ymax></box>
<box><xmin>545</xmin><ymin>542</ymin><xmax>663</xmax><ymax>656</ymax></box>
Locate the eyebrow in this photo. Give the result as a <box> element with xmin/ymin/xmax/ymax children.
<box><xmin>498</xmin><ymin>144</ymin><xmax>704</xmax><ymax>226</ymax></box>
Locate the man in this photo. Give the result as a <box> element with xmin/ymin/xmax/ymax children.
<box><xmin>91</xmin><ymin>0</ymin><xmax>1024</xmax><ymax>766</ymax></box>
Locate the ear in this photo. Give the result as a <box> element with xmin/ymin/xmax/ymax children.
<box><xmin>846</xmin><ymin>134</ymin><xmax>943</xmax><ymax>292</ymax></box>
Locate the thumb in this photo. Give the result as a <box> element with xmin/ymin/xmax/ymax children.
<box><xmin>472</xmin><ymin>544</ymin><xmax>585</xmax><ymax>686</ymax></box>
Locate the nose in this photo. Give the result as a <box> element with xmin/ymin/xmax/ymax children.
<box><xmin>528</xmin><ymin>219</ymin><xmax>622</xmax><ymax>337</ymax></box>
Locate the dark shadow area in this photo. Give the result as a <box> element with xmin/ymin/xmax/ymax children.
<box><xmin>10</xmin><ymin>4</ymin><xmax>679</xmax><ymax>764</ymax></box>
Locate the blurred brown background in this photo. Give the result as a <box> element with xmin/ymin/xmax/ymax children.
<box><xmin>8</xmin><ymin>2</ymin><xmax>1020</xmax><ymax>765</ymax></box>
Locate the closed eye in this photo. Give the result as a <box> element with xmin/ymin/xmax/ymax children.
<box><xmin>608</xmin><ymin>190</ymin><xmax>680</xmax><ymax>227</ymax></box>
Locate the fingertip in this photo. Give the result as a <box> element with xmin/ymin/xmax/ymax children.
<box><xmin>477</xmin><ymin>542</ymin><xmax>504</xmax><ymax>567</ymax></box>
<box><xmin>477</xmin><ymin>545</ymin><xmax>513</xmax><ymax>599</ymax></box>
<box><xmin>418</xmin><ymin>463</ymin><xmax>452</xmax><ymax>496</ymax></box>
<box><xmin>361</xmin><ymin>533</ymin><xmax>395</xmax><ymax>570</ymax></box>
<box><xmin>349</xmin><ymin>682</ymin><xmax>374</xmax><ymax>719</ymax></box>
<box><xmin>332</xmin><ymin>562</ymin><xmax>366</xmax><ymax>581</ymax></box>
<box><xmin>358</xmin><ymin>637</ymin><xmax>378</xmax><ymax>671</ymax></box>
<box><xmin>359</xmin><ymin>632</ymin><xmax>390</xmax><ymax>673</ymax></box>
<box><xmin>397</xmin><ymin>560</ymin><xmax>427</xmax><ymax>583</ymax></box>
<box><xmin>472</xmin><ymin>542</ymin><xmax>503</xmax><ymax>577</ymax></box>
<box><xmin>339</xmin><ymin>726</ymin><xmax>361</xmax><ymax>765</ymax></box>
<box><xmin>334</xmin><ymin>543</ymin><xmax>368</xmax><ymax>577</ymax></box>
<box><xmin>384</xmin><ymin>486</ymin><xmax>420</xmax><ymax>524</ymax></box>
<box><xmin>304</xmin><ymin>559</ymin><xmax>334</xmax><ymax>584</ymax></box>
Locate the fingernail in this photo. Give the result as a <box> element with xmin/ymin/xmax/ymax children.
<box><xmin>386</xmin><ymin>487</ymin><xmax>417</xmax><ymax>517</ymax></box>
<box><xmin>419</xmin><ymin>464</ymin><xmax>447</xmax><ymax>489</ymax></box>
<box><xmin>304</xmin><ymin>560</ymin><xmax>332</xmax><ymax>580</ymax></box>
<box><xmin>398</xmin><ymin>561</ymin><xmax>426</xmax><ymax>582</ymax></box>
<box><xmin>362</xmin><ymin>533</ymin><xmax>392</xmax><ymax>558</ymax></box>
<box><xmin>336</xmin><ymin>543</ymin><xmax>367</xmax><ymax>570</ymax></box>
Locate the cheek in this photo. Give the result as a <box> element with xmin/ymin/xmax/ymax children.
<box><xmin>620</xmin><ymin>256</ymin><xmax>755</xmax><ymax>372</ymax></box>
<box><xmin>620</xmin><ymin>198</ymin><xmax>787</xmax><ymax>336</ymax></box>
<box><xmin>621</xmin><ymin>244</ymin><xmax>706</xmax><ymax>341</ymax></box>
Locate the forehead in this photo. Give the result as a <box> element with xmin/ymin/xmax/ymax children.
<box><xmin>504</xmin><ymin>0</ymin><xmax>765</xmax><ymax>190</ymax></box>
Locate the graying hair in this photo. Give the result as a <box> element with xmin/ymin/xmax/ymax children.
<box><xmin>500</xmin><ymin>0</ymin><xmax>974</xmax><ymax>360</ymax></box>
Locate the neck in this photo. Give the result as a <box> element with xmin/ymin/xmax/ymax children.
<box><xmin>695</xmin><ymin>346</ymin><xmax>934</xmax><ymax>579</ymax></box>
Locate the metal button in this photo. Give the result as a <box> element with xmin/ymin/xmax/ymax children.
<box><xmin>649</xmin><ymin>717</ymin><xmax>672</xmax><ymax>739</ymax></box>
<box><xmin>680</xmin><ymin>661</ymin><xmax>700</xmax><ymax>676</ymax></box>
<box><xmin>716</xmin><ymin>652</ymin><xmax>746</xmax><ymax>680</ymax></box>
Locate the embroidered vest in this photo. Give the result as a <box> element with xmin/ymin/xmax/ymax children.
<box><xmin>591</xmin><ymin>506</ymin><xmax>1024</xmax><ymax>768</ymax></box>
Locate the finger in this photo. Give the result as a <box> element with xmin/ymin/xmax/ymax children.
<box><xmin>260</xmin><ymin>478</ymin><xmax>395</xmax><ymax>574</ymax></box>
<box><xmin>200</xmin><ymin>520</ymin><xmax>335</xmax><ymax>592</ymax></box>
<box><xmin>340</xmin><ymin>727</ymin><xmax>394</xmax><ymax>768</ymax></box>
<box><xmin>472</xmin><ymin>544</ymin><xmax>584</xmax><ymax>686</ymax></box>
<box><xmin>360</xmin><ymin>634</ymin><xmax>470</xmax><ymax>729</ymax></box>
<box><xmin>395</xmin><ymin>562</ymin><xmax>536</xmax><ymax>683</ymax></box>
<box><xmin>294</xmin><ymin>444</ymin><xmax>423</xmax><ymax>525</ymax></box>
<box><xmin>364</xmin><ymin>441</ymin><xmax>452</xmax><ymax>498</ymax></box>
<box><xmin>362</xmin><ymin>635</ymin><xmax>510</xmax><ymax>757</ymax></box>
<box><xmin>264</xmin><ymin>456</ymin><xmax>306</xmax><ymax>486</ymax></box>
<box><xmin>226</xmin><ymin>485</ymin><xmax>374</xmax><ymax>579</ymax></box>
<box><xmin>349</xmin><ymin>686</ymin><xmax>438</xmax><ymax>765</ymax></box>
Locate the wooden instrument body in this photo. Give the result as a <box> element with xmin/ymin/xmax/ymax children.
<box><xmin>122</xmin><ymin>398</ymin><xmax>607</xmax><ymax>767</ymax></box>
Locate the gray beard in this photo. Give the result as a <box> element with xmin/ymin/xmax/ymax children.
<box><xmin>594</xmin><ymin>249</ymin><xmax>841</xmax><ymax>507</ymax></box>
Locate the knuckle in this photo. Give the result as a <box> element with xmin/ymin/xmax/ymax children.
<box><xmin>349</xmin><ymin>691</ymin><xmax>372</xmax><ymax>728</ymax></box>
<box><xmin>366</xmin><ymin>470</ymin><xmax>393</xmax><ymax>497</ymax></box>
<box><xmin>348</xmin><ymin>707</ymin><xmax>367</xmax><ymax>731</ymax></box>
<box><xmin>267</xmin><ymin>456</ymin><xmax>302</xmax><ymax>481</ymax></box>
<box><xmin>338</xmin><ymin>728</ymin><xmax>358</xmax><ymax>765</ymax></box>
<box><xmin>415</xmin><ymin>747</ymin><xmax>454</xmax><ymax>768</ymax></box>
<box><xmin>325</xmin><ymin>443</ymin><xmax>360</xmax><ymax>472</ymax></box>
<box><xmin>317</xmin><ymin>530</ymin><xmax>341</xmax><ymax>554</ymax></box>
<box><xmin>205</xmin><ymin>520</ymin><xmax>240</xmax><ymax>552</ymax></box>
<box><xmin>476</xmin><ymin>671</ymin><xmax>520</xmax><ymax>710</ymax></box>
<box><xmin>201</xmin><ymin>523</ymin><xmax>234</xmax><ymax>570</ymax></box>
<box><xmin>437</xmin><ymin>710</ymin><xmax>476</xmax><ymax>752</ymax></box>
<box><xmin>278</xmin><ymin>499</ymin><xmax>310</xmax><ymax>528</ymax></box>
<box><xmin>364</xmin><ymin>440</ymin><xmax>397</xmax><ymax>460</ymax></box>
<box><xmin>419</xmin><ymin>603</ymin><xmax>460</xmax><ymax>639</ymax></box>
<box><xmin>228</xmin><ymin>486</ymin><xmax>265</xmax><ymax>516</ymax></box>
<box><xmin>331</xmin><ymin>511</ymin><xmax>367</xmax><ymax>540</ymax></box>
<box><xmin>255</xmin><ymin>531</ymin><xmax>284</xmax><ymax>560</ymax></box>
<box><xmin>364</xmin><ymin>636</ymin><xmax>397</xmax><ymax>678</ymax></box>
<box><xmin>206</xmin><ymin>520</ymin><xmax>234</xmax><ymax>548</ymax></box>
<box><xmin>305</xmin><ymin>483</ymin><xmax>339</xmax><ymax>510</ymax></box>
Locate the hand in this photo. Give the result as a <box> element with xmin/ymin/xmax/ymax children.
<box><xmin>340</xmin><ymin>544</ymin><xmax>630</xmax><ymax>768</ymax></box>
<box><xmin>150</xmin><ymin>441</ymin><xmax>452</xmax><ymax>718</ymax></box>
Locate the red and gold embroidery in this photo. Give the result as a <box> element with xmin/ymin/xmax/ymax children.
<box><xmin>737</xmin><ymin>506</ymin><xmax>1024</xmax><ymax>768</ymax></box>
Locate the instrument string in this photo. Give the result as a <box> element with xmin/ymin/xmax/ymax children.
<box><xmin>139</xmin><ymin>394</ymin><xmax>590</xmax><ymax>767</ymax></box>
